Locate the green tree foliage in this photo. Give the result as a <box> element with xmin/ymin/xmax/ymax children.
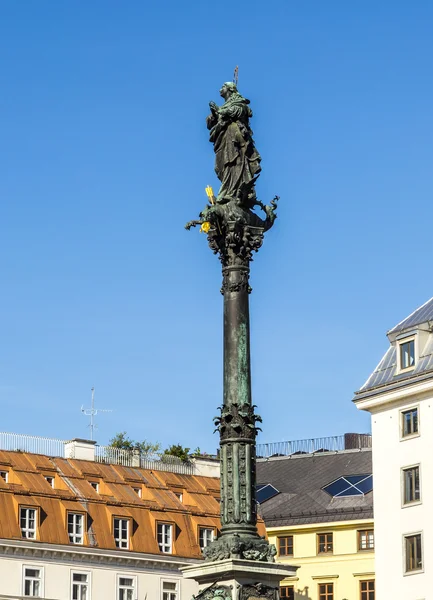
<box><xmin>108</xmin><ymin>432</ymin><xmax>161</xmax><ymax>459</ymax></box>
<box><xmin>163</xmin><ymin>443</ymin><xmax>190</xmax><ymax>462</ymax></box>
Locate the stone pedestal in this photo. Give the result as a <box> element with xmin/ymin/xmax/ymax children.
<box><xmin>182</xmin><ymin>559</ymin><xmax>298</xmax><ymax>600</ymax></box>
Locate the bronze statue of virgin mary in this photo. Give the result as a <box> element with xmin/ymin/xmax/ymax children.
<box><xmin>206</xmin><ymin>82</ymin><xmax>261</xmax><ymax>209</ymax></box>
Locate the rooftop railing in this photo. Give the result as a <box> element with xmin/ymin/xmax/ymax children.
<box><xmin>256</xmin><ymin>433</ymin><xmax>372</xmax><ymax>458</ymax></box>
<box><xmin>0</xmin><ymin>432</ymin><xmax>195</xmax><ymax>474</ymax></box>
<box><xmin>0</xmin><ymin>431</ymin><xmax>67</xmax><ymax>457</ymax></box>
<box><xmin>95</xmin><ymin>444</ymin><xmax>195</xmax><ymax>474</ymax></box>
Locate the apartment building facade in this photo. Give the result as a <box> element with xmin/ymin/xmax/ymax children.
<box><xmin>256</xmin><ymin>444</ymin><xmax>375</xmax><ymax>600</ymax></box>
<box><xmin>354</xmin><ymin>296</ymin><xmax>433</xmax><ymax>599</ymax></box>
<box><xmin>0</xmin><ymin>438</ymin><xmax>222</xmax><ymax>600</ymax></box>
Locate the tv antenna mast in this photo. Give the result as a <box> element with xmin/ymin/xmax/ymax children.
<box><xmin>81</xmin><ymin>387</ymin><xmax>112</xmax><ymax>441</ymax></box>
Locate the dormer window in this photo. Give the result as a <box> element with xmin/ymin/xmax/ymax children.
<box><xmin>400</xmin><ymin>339</ymin><xmax>415</xmax><ymax>369</ymax></box>
<box><xmin>396</xmin><ymin>334</ymin><xmax>417</xmax><ymax>374</ymax></box>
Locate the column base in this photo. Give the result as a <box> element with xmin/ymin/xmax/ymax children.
<box><xmin>202</xmin><ymin>533</ymin><xmax>276</xmax><ymax>562</ymax></box>
<box><xmin>181</xmin><ymin>558</ymin><xmax>298</xmax><ymax>599</ymax></box>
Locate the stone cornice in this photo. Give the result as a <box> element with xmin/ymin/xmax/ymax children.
<box><xmin>353</xmin><ymin>376</ymin><xmax>433</xmax><ymax>411</ymax></box>
<box><xmin>0</xmin><ymin>538</ymin><xmax>202</xmax><ymax>571</ymax></box>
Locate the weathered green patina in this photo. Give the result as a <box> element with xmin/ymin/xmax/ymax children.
<box><xmin>186</xmin><ymin>83</ymin><xmax>278</xmax><ymax>562</ymax></box>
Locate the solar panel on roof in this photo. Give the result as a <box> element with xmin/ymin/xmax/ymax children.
<box><xmin>256</xmin><ymin>484</ymin><xmax>279</xmax><ymax>504</ymax></box>
<box><xmin>355</xmin><ymin>475</ymin><xmax>373</xmax><ymax>494</ymax></box>
<box><xmin>323</xmin><ymin>474</ymin><xmax>373</xmax><ymax>498</ymax></box>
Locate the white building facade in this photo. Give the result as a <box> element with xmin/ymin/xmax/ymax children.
<box><xmin>0</xmin><ymin>539</ymin><xmax>199</xmax><ymax>600</ymax></box>
<box><xmin>354</xmin><ymin>297</ymin><xmax>433</xmax><ymax>600</ymax></box>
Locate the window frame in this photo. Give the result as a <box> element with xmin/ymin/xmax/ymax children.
<box><xmin>161</xmin><ymin>579</ymin><xmax>179</xmax><ymax>600</ymax></box>
<box><xmin>117</xmin><ymin>573</ymin><xmax>137</xmax><ymax>600</ymax></box>
<box><xmin>45</xmin><ymin>476</ymin><xmax>55</xmax><ymax>488</ymax></box>
<box><xmin>132</xmin><ymin>487</ymin><xmax>142</xmax><ymax>498</ymax></box>
<box><xmin>398</xmin><ymin>336</ymin><xmax>416</xmax><ymax>372</ymax></box>
<box><xmin>318</xmin><ymin>582</ymin><xmax>334</xmax><ymax>600</ymax></box>
<box><xmin>89</xmin><ymin>481</ymin><xmax>99</xmax><ymax>492</ymax></box>
<box><xmin>400</xmin><ymin>405</ymin><xmax>420</xmax><ymax>440</ymax></box>
<box><xmin>113</xmin><ymin>517</ymin><xmax>130</xmax><ymax>550</ymax></box>
<box><xmin>404</xmin><ymin>532</ymin><xmax>423</xmax><ymax>574</ymax></box>
<box><xmin>71</xmin><ymin>569</ymin><xmax>91</xmax><ymax>600</ymax></box>
<box><xmin>20</xmin><ymin>506</ymin><xmax>38</xmax><ymax>540</ymax></box>
<box><xmin>317</xmin><ymin>532</ymin><xmax>333</xmax><ymax>554</ymax></box>
<box><xmin>277</xmin><ymin>535</ymin><xmax>294</xmax><ymax>557</ymax></box>
<box><xmin>402</xmin><ymin>464</ymin><xmax>421</xmax><ymax>506</ymax></box>
<box><xmin>279</xmin><ymin>585</ymin><xmax>294</xmax><ymax>599</ymax></box>
<box><xmin>360</xmin><ymin>579</ymin><xmax>375</xmax><ymax>600</ymax></box>
<box><xmin>358</xmin><ymin>529</ymin><xmax>375</xmax><ymax>551</ymax></box>
<box><xmin>157</xmin><ymin>521</ymin><xmax>174</xmax><ymax>554</ymax></box>
<box><xmin>22</xmin><ymin>565</ymin><xmax>44</xmax><ymax>598</ymax></box>
<box><xmin>68</xmin><ymin>512</ymin><xmax>86</xmax><ymax>545</ymax></box>
<box><xmin>0</xmin><ymin>470</ymin><xmax>8</xmax><ymax>483</ymax></box>
<box><xmin>198</xmin><ymin>526</ymin><xmax>215</xmax><ymax>550</ymax></box>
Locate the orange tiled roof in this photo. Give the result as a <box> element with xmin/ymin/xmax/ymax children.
<box><xmin>0</xmin><ymin>450</ymin><xmax>223</xmax><ymax>558</ymax></box>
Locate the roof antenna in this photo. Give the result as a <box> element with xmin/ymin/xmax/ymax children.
<box><xmin>233</xmin><ymin>65</ymin><xmax>239</xmax><ymax>86</ymax></box>
<box><xmin>81</xmin><ymin>387</ymin><xmax>112</xmax><ymax>441</ymax></box>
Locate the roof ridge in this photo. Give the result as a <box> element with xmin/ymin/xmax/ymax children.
<box><xmin>387</xmin><ymin>295</ymin><xmax>433</xmax><ymax>334</ymax></box>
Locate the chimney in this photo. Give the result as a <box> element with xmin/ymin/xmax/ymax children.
<box><xmin>344</xmin><ymin>433</ymin><xmax>372</xmax><ymax>450</ymax></box>
<box><xmin>65</xmin><ymin>438</ymin><xmax>96</xmax><ymax>461</ymax></box>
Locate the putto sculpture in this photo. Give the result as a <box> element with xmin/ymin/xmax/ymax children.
<box><xmin>185</xmin><ymin>82</ymin><xmax>278</xmax><ymax>563</ymax></box>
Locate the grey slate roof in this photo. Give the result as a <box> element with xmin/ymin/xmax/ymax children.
<box><xmin>355</xmin><ymin>296</ymin><xmax>433</xmax><ymax>399</ymax></box>
<box><xmin>356</xmin><ymin>335</ymin><xmax>433</xmax><ymax>396</ymax></box>
<box><xmin>387</xmin><ymin>296</ymin><xmax>433</xmax><ymax>335</ymax></box>
<box><xmin>256</xmin><ymin>449</ymin><xmax>373</xmax><ymax>527</ymax></box>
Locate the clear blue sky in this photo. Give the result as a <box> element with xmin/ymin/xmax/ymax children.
<box><xmin>1</xmin><ymin>2</ymin><xmax>433</xmax><ymax>452</ymax></box>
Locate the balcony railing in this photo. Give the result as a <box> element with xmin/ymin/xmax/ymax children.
<box><xmin>256</xmin><ymin>433</ymin><xmax>372</xmax><ymax>458</ymax></box>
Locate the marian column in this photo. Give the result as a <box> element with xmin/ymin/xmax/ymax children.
<box><xmin>183</xmin><ymin>82</ymin><xmax>297</xmax><ymax>600</ymax></box>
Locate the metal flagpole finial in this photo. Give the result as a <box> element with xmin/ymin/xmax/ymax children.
<box><xmin>233</xmin><ymin>65</ymin><xmax>239</xmax><ymax>86</ymax></box>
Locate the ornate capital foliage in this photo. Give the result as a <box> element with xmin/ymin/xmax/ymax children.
<box><xmin>214</xmin><ymin>403</ymin><xmax>262</xmax><ymax>441</ymax></box>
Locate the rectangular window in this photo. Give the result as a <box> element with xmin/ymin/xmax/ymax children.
<box><xmin>318</xmin><ymin>582</ymin><xmax>333</xmax><ymax>600</ymax></box>
<box><xmin>68</xmin><ymin>513</ymin><xmax>84</xmax><ymax>544</ymax></box>
<box><xmin>157</xmin><ymin>523</ymin><xmax>173</xmax><ymax>553</ymax></box>
<box><xmin>118</xmin><ymin>577</ymin><xmax>135</xmax><ymax>600</ymax></box>
<box><xmin>317</xmin><ymin>532</ymin><xmax>333</xmax><ymax>554</ymax></box>
<box><xmin>45</xmin><ymin>476</ymin><xmax>54</xmax><ymax>488</ymax></box>
<box><xmin>400</xmin><ymin>339</ymin><xmax>415</xmax><ymax>369</ymax></box>
<box><xmin>279</xmin><ymin>586</ymin><xmax>294</xmax><ymax>599</ymax></box>
<box><xmin>20</xmin><ymin>508</ymin><xmax>37</xmax><ymax>539</ymax></box>
<box><xmin>0</xmin><ymin>470</ymin><xmax>8</xmax><ymax>482</ymax></box>
<box><xmin>403</xmin><ymin>466</ymin><xmax>420</xmax><ymax>504</ymax></box>
<box><xmin>72</xmin><ymin>572</ymin><xmax>89</xmax><ymax>600</ymax></box>
<box><xmin>402</xmin><ymin>407</ymin><xmax>419</xmax><ymax>437</ymax></box>
<box><xmin>113</xmin><ymin>518</ymin><xmax>129</xmax><ymax>549</ymax></box>
<box><xmin>175</xmin><ymin>493</ymin><xmax>183</xmax><ymax>502</ymax></box>
<box><xmin>199</xmin><ymin>527</ymin><xmax>214</xmax><ymax>550</ymax></box>
<box><xmin>23</xmin><ymin>567</ymin><xmax>42</xmax><ymax>597</ymax></box>
<box><xmin>405</xmin><ymin>533</ymin><xmax>422</xmax><ymax>572</ymax></box>
<box><xmin>89</xmin><ymin>481</ymin><xmax>99</xmax><ymax>492</ymax></box>
<box><xmin>360</xmin><ymin>579</ymin><xmax>375</xmax><ymax>600</ymax></box>
<box><xmin>132</xmin><ymin>487</ymin><xmax>141</xmax><ymax>498</ymax></box>
<box><xmin>278</xmin><ymin>535</ymin><xmax>294</xmax><ymax>556</ymax></box>
<box><xmin>358</xmin><ymin>529</ymin><xmax>375</xmax><ymax>550</ymax></box>
<box><xmin>162</xmin><ymin>581</ymin><xmax>178</xmax><ymax>600</ymax></box>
